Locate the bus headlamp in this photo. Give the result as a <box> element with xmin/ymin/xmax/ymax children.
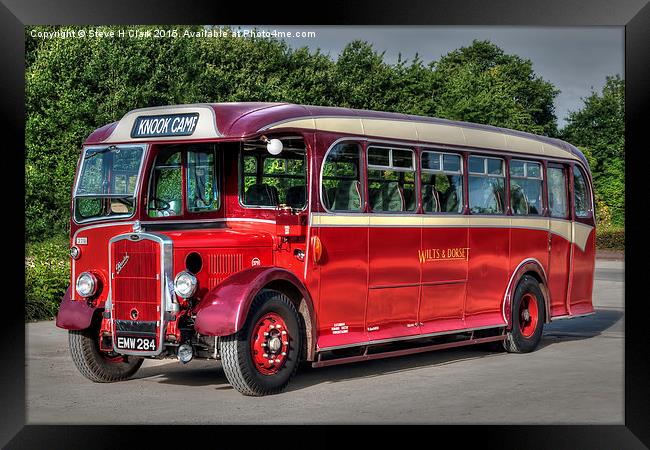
<box><xmin>174</xmin><ymin>271</ymin><xmax>197</xmax><ymax>299</ymax></box>
<box><xmin>75</xmin><ymin>272</ymin><xmax>98</xmax><ymax>298</ymax></box>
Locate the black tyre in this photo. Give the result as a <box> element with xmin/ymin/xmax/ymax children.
<box><xmin>503</xmin><ymin>275</ymin><xmax>546</xmax><ymax>353</ymax></box>
<box><xmin>69</xmin><ymin>327</ymin><xmax>144</xmax><ymax>383</ymax></box>
<box><xmin>220</xmin><ymin>290</ymin><xmax>303</xmax><ymax>396</ymax></box>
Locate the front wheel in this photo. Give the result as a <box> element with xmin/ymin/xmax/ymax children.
<box><xmin>503</xmin><ymin>275</ymin><xmax>546</xmax><ymax>353</ymax></box>
<box><xmin>69</xmin><ymin>327</ymin><xmax>143</xmax><ymax>383</ymax></box>
<box><xmin>220</xmin><ymin>290</ymin><xmax>303</xmax><ymax>396</ymax></box>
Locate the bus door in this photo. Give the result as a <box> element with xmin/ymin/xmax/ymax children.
<box><xmin>316</xmin><ymin>141</ymin><xmax>369</xmax><ymax>348</ymax></box>
<box><xmin>567</xmin><ymin>164</ymin><xmax>596</xmax><ymax>316</ymax></box>
<box><xmin>546</xmin><ymin>163</ymin><xmax>571</xmax><ymax>317</ymax></box>
<box><xmin>365</xmin><ymin>146</ymin><xmax>420</xmax><ymax>341</ymax></box>
<box><xmin>418</xmin><ymin>150</ymin><xmax>467</xmax><ymax>334</ymax></box>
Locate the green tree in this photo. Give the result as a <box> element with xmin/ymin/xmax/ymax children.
<box><xmin>26</xmin><ymin>29</ymin><xmax>563</xmax><ymax>244</ymax></box>
<box><xmin>431</xmin><ymin>40</ymin><xmax>559</xmax><ymax>136</ymax></box>
<box><xmin>561</xmin><ymin>75</ymin><xmax>625</xmax><ymax>226</ymax></box>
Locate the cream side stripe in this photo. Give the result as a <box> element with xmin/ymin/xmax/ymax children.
<box><xmin>573</xmin><ymin>222</ymin><xmax>594</xmax><ymax>252</ymax></box>
<box><xmin>550</xmin><ymin>220</ymin><xmax>572</xmax><ymax>244</ymax></box>
<box><xmin>310</xmin><ymin>213</ymin><xmax>592</xmax><ymax>248</ymax></box>
<box><xmin>266</xmin><ymin>117</ymin><xmax>578</xmax><ymax>161</ymax></box>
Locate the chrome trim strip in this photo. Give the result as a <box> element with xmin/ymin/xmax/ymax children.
<box><xmin>108</xmin><ymin>232</ymin><xmax>174</xmax><ymax>357</ymax></box>
<box><xmin>318</xmin><ymin>324</ymin><xmax>505</xmax><ymax>352</ymax></box>
<box><xmin>304</xmin><ymin>139</ymin><xmax>313</xmax><ymax>280</ymax></box>
<box><xmin>139</xmin><ymin>218</ymin><xmax>276</xmax><ymax>225</ymax></box>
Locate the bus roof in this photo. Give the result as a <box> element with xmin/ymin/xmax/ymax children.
<box><xmin>85</xmin><ymin>102</ymin><xmax>587</xmax><ymax>166</ymax></box>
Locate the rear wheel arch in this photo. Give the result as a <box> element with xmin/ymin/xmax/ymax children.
<box><xmin>503</xmin><ymin>259</ymin><xmax>551</xmax><ymax>328</ymax></box>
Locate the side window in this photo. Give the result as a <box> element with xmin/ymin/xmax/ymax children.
<box><xmin>547</xmin><ymin>165</ymin><xmax>568</xmax><ymax>218</ymax></box>
<box><xmin>573</xmin><ymin>165</ymin><xmax>591</xmax><ymax>218</ymax></box>
<box><xmin>148</xmin><ymin>151</ymin><xmax>182</xmax><ymax>217</ymax></box>
<box><xmin>468</xmin><ymin>155</ymin><xmax>505</xmax><ymax>214</ymax></box>
<box><xmin>321</xmin><ymin>142</ymin><xmax>362</xmax><ymax>211</ymax></box>
<box><xmin>186</xmin><ymin>149</ymin><xmax>219</xmax><ymax>212</ymax></box>
<box><xmin>367</xmin><ymin>146</ymin><xmax>416</xmax><ymax>212</ymax></box>
<box><xmin>509</xmin><ymin>160</ymin><xmax>543</xmax><ymax>215</ymax></box>
<box><xmin>420</xmin><ymin>151</ymin><xmax>463</xmax><ymax>213</ymax></box>
<box><xmin>240</xmin><ymin>139</ymin><xmax>307</xmax><ymax>209</ymax></box>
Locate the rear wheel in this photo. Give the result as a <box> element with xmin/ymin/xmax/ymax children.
<box><xmin>220</xmin><ymin>290</ymin><xmax>303</xmax><ymax>396</ymax></box>
<box><xmin>503</xmin><ymin>275</ymin><xmax>546</xmax><ymax>353</ymax></box>
<box><xmin>69</xmin><ymin>326</ymin><xmax>143</xmax><ymax>383</ymax></box>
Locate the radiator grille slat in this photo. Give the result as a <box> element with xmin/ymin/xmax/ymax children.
<box><xmin>111</xmin><ymin>239</ymin><xmax>160</xmax><ymax>323</ymax></box>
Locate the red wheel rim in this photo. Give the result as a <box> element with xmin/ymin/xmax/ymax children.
<box><xmin>250</xmin><ymin>312</ymin><xmax>290</xmax><ymax>375</ymax></box>
<box><xmin>519</xmin><ymin>293</ymin><xmax>539</xmax><ymax>338</ymax></box>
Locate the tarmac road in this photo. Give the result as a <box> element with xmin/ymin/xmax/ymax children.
<box><xmin>26</xmin><ymin>259</ymin><xmax>624</xmax><ymax>424</ymax></box>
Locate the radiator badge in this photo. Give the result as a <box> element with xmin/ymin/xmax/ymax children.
<box><xmin>115</xmin><ymin>254</ymin><xmax>130</xmax><ymax>274</ymax></box>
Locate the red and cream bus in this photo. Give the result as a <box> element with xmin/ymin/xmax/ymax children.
<box><xmin>56</xmin><ymin>102</ymin><xmax>596</xmax><ymax>395</ymax></box>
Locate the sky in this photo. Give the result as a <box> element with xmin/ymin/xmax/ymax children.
<box><xmin>239</xmin><ymin>26</ymin><xmax>624</xmax><ymax>129</ymax></box>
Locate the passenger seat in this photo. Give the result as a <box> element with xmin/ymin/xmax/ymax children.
<box><xmin>332</xmin><ymin>180</ymin><xmax>362</xmax><ymax>211</ymax></box>
<box><xmin>285</xmin><ymin>185</ymin><xmax>306</xmax><ymax>208</ymax></box>
<box><xmin>245</xmin><ymin>184</ymin><xmax>279</xmax><ymax>206</ymax></box>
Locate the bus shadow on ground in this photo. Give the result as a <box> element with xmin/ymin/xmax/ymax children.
<box><xmin>539</xmin><ymin>308</ymin><xmax>624</xmax><ymax>348</ymax></box>
<box><xmin>134</xmin><ymin>361</ymin><xmax>227</xmax><ymax>387</ymax></box>
<box><xmin>288</xmin><ymin>308</ymin><xmax>624</xmax><ymax>392</ymax></box>
<box><xmin>130</xmin><ymin>307</ymin><xmax>623</xmax><ymax>391</ymax></box>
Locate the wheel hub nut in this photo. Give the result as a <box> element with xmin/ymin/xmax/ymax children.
<box><xmin>268</xmin><ymin>336</ymin><xmax>282</xmax><ymax>352</ymax></box>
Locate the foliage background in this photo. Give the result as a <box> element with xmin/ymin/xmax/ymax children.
<box><xmin>25</xmin><ymin>25</ymin><xmax>625</xmax><ymax>320</ymax></box>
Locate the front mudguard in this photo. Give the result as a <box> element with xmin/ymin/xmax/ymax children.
<box><xmin>193</xmin><ymin>266</ymin><xmax>312</xmax><ymax>337</ymax></box>
<box><xmin>55</xmin><ymin>286</ymin><xmax>100</xmax><ymax>330</ymax></box>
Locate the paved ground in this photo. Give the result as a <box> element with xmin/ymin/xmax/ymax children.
<box><xmin>26</xmin><ymin>259</ymin><xmax>624</xmax><ymax>424</ymax></box>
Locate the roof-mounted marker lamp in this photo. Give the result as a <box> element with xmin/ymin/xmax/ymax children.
<box><xmin>262</xmin><ymin>135</ymin><xmax>283</xmax><ymax>155</ymax></box>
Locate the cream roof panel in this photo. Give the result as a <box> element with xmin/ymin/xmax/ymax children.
<box><xmin>506</xmin><ymin>134</ymin><xmax>544</xmax><ymax>155</ymax></box>
<box><xmin>462</xmin><ymin>128</ymin><xmax>508</xmax><ymax>150</ymax></box>
<box><xmin>314</xmin><ymin>117</ymin><xmax>363</xmax><ymax>135</ymax></box>
<box><xmin>416</xmin><ymin>122</ymin><xmax>467</xmax><ymax>146</ymax></box>
<box><xmin>541</xmin><ymin>143</ymin><xmax>574</xmax><ymax>159</ymax></box>
<box><xmin>361</xmin><ymin>118</ymin><xmax>418</xmax><ymax>141</ymax></box>
<box><xmin>265</xmin><ymin>116</ymin><xmax>578</xmax><ymax>161</ymax></box>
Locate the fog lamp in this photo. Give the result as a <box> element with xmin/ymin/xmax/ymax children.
<box><xmin>178</xmin><ymin>344</ymin><xmax>193</xmax><ymax>364</ymax></box>
<box><xmin>75</xmin><ymin>272</ymin><xmax>98</xmax><ymax>298</ymax></box>
<box><xmin>70</xmin><ymin>246</ymin><xmax>81</xmax><ymax>260</ymax></box>
<box><xmin>173</xmin><ymin>271</ymin><xmax>197</xmax><ymax>299</ymax></box>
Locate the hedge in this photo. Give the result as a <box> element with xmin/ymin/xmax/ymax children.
<box><xmin>595</xmin><ymin>226</ymin><xmax>625</xmax><ymax>251</ymax></box>
<box><xmin>25</xmin><ymin>236</ymin><xmax>69</xmax><ymax>321</ymax></box>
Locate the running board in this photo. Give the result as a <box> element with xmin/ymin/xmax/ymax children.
<box><xmin>312</xmin><ymin>334</ymin><xmax>506</xmax><ymax>368</ymax></box>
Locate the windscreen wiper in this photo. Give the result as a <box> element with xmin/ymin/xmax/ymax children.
<box><xmin>84</xmin><ymin>145</ymin><xmax>118</xmax><ymax>160</ymax></box>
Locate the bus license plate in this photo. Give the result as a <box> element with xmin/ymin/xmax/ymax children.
<box><xmin>116</xmin><ymin>336</ymin><xmax>156</xmax><ymax>351</ymax></box>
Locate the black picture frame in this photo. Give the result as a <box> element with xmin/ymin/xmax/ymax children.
<box><xmin>4</xmin><ymin>0</ymin><xmax>648</xmax><ymax>447</ymax></box>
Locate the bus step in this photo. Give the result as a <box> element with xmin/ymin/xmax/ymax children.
<box><xmin>312</xmin><ymin>334</ymin><xmax>506</xmax><ymax>368</ymax></box>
